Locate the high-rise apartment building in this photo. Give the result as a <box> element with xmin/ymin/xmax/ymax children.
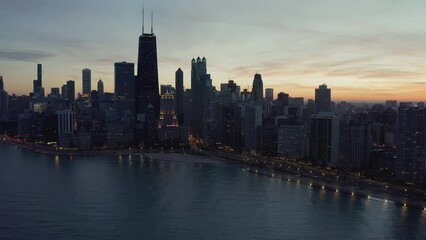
<box><xmin>33</xmin><ymin>64</ymin><xmax>44</xmax><ymax>97</ymax></box>
<box><xmin>0</xmin><ymin>76</ymin><xmax>9</xmax><ymax>116</ymax></box>
<box><xmin>175</xmin><ymin>68</ymin><xmax>184</xmax><ymax>125</ymax></box>
<box><xmin>97</xmin><ymin>79</ymin><xmax>104</xmax><ymax>96</ymax></box>
<box><xmin>191</xmin><ymin>57</ymin><xmax>214</xmax><ymax>141</ymax></box>
<box><xmin>310</xmin><ymin>113</ymin><xmax>339</xmax><ymax>167</ymax></box>
<box><xmin>82</xmin><ymin>68</ymin><xmax>91</xmax><ymax>95</ymax></box>
<box><xmin>251</xmin><ymin>73</ymin><xmax>263</xmax><ymax>104</ymax></box>
<box><xmin>265</xmin><ymin>88</ymin><xmax>273</xmax><ymax>102</ymax></box>
<box><xmin>114</xmin><ymin>62</ymin><xmax>135</xmax><ymax>99</ymax></box>
<box><xmin>66</xmin><ymin>80</ymin><xmax>75</xmax><ymax>101</ymax></box>
<box><xmin>315</xmin><ymin>84</ymin><xmax>331</xmax><ymax>113</ymax></box>
<box><xmin>395</xmin><ymin>103</ymin><xmax>426</xmax><ymax>186</ymax></box>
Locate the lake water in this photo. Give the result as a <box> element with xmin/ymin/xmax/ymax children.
<box><xmin>0</xmin><ymin>143</ymin><xmax>425</xmax><ymax>240</ymax></box>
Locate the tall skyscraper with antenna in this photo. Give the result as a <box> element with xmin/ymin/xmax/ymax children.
<box><xmin>135</xmin><ymin>8</ymin><xmax>160</xmax><ymax>146</ymax></box>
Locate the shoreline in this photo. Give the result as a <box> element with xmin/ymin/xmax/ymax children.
<box><xmin>193</xmin><ymin>151</ymin><xmax>426</xmax><ymax>211</ymax></box>
<box><xmin>2</xmin><ymin>138</ymin><xmax>426</xmax><ymax>211</ymax></box>
<box><xmin>0</xmin><ymin>137</ymin><xmax>192</xmax><ymax>156</ymax></box>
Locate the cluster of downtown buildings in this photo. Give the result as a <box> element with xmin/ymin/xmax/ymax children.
<box><xmin>0</xmin><ymin>23</ymin><xmax>425</xmax><ymax>189</ymax></box>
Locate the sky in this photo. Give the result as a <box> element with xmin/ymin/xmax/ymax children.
<box><xmin>1</xmin><ymin>0</ymin><xmax>426</xmax><ymax>102</ymax></box>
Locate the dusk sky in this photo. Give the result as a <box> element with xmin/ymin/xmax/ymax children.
<box><xmin>1</xmin><ymin>0</ymin><xmax>426</xmax><ymax>101</ymax></box>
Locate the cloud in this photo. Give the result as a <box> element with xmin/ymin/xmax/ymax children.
<box><xmin>0</xmin><ymin>50</ymin><xmax>55</xmax><ymax>62</ymax></box>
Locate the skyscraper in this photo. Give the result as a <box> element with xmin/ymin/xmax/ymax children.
<box><xmin>37</xmin><ymin>64</ymin><xmax>42</xmax><ymax>84</ymax></box>
<box><xmin>97</xmin><ymin>79</ymin><xmax>104</xmax><ymax>96</ymax></box>
<box><xmin>82</xmin><ymin>68</ymin><xmax>91</xmax><ymax>95</ymax></box>
<box><xmin>115</xmin><ymin>62</ymin><xmax>135</xmax><ymax>99</ymax></box>
<box><xmin>395</xmin><ymin>103</ymin><xmax>426</xmax><ymax>186</ymax></box>
<box><xmin>191</xmin><ymin>57</ymin><xmax>214</xmax><ymax>141</ymax></box>
<box><xmin>135</xmin><ymin>10</ymin><xmax>160</xmax><ymax>145</ymax></box>
<box><xmin>66</xmin><ymin>80</ymin><xmax>75</xmax><ymax>101</ymax></box>
<box><xmin>61</xmin><ymin>84</ymin><xmax>67</xmax><ymax>99</ymax></box>
<box><xmin>0</xmin><ymin>76</ymin><xmax>9</xmax><ymax>116</ymax></box>
<box><xmin>310</xmin><ymin>113</ymin><xmax>340</xmax><ymax>167</ymax></box>
<box><xmin>265</xmin><ymin>88</ymin><xmax>274</xmax><ymax>102</ymax></box>
<box><xmin>251</xmin><ymin>73</ymin><xmax>263</xmax><ymax>104</ymax></box>
<box><xmin>277</xmin><ymin>92</ymin><xmax>289</xmax><ymax>116</ymax></box>
<box><xmin>315</xmin><ymin>84</ymin><xmax>331</xmax><ymax>113</ymax></box>
<box><xmin>33</xmin><ymin>64</ymin><xmax>44</xmax><ymax>97</ymax></box>
<box><xmin>0</xmin><ymin>76</ymin><xmax>3</xmax><ymax>92</ymax></box>
<box><xmin>175</xmin><ymin>68</ymin><xmax>184</xmax><ymax>125</ymax></box>
<box><xmin>219</xmin><ymin>80</ymin><xmax>240</xmax><ymax>104</ymax></box>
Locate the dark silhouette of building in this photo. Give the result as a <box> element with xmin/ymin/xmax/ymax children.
<box><xmin>214</xmin><ymin>103</ymin><xmax>242</xmax><ymax>150</ymax></box>
<box><xmin>219</xmin><ymin>80</ymin><xmax>240</xmax><ymax>104</ymax></box>
<box><xmin>265</xmin><ymin>88</ymin><xmax>273</xmax><ymax>102</ymax></box>
<box><xmin>66</xmin><ymin>80</ymin><xmax>75</xmax><ymax>101</ymax></box>
<box><xmin>395</xmin><ymin>103</ymin><xmax>426</xmax><ymax>187</ymax></box>
<box><xmin>191</xmin><ymin>57</ymin><xmax>215</xmax><ymax>142</ymax></box>
<box><xmin>175</xmin><ymin>68</ymin><xmax>184</xmax><ymax>125</ymax></box>
<box><xmin>315</xmin><ymin>84</ymin><xmax>331</xmax><ymax>113</ymax></box>
<box><xmin>135</xmin><ymin>10</ymin><xmax>160</xmax><ymax>146</ymax></box>
<box><xmin>276</xmin><ymin>92</ymin><xmax>289</xmax><ymax>116</ymax></box>
<box><xmin>278</xmin><ymin>124</ymin><xmax>307</xmax><ymax>159</ymax></box>
<box><xmin>251</xmin><ymin>73</ymin><xmax>263</xmax><ymax>104</ymax></box>
<box><xmin>37</xmin><ymin>64</ymin><xmax>42</xmax><ymax>85</ymax></box>
<box><xmin>97</xmin><ymin>79</ymin><xmax>104</xmax><ymax>96</ymax></box>
<box><xmin>310</xmin><ymin>113</ymin><xmax>339</xmax><ymax>167</ymax></box>
<box><xmin>339</xmin><ymin>113</ymin><xmax>372</xmax><ymax>172</ymax></box>
<box><xmin>244</xmin><ymin>104</ymin><xmax>262</xmax><ymax>152</ymax></box>
<box><xmin>0</xmin><ymin>76</ymin><xmax>9</xmax><ymax>117</ymax></box>
<box><xmin>33</xmin><ymin>64</ymin><xmax>44</xmax><ymax>97</ymax></box>
<box><xmin>0</xmin><ymin>76</ymin><xmax>3</xmax><ymax>92</ymax></box>
<box><xmin>115</xmin><ymin>62</ymin><xmax>135</xmax><ymax>99</ymax></box>
<box><xmin>49</xmin><ymin>88</ymin><xmax>60</xmax><ymax>98</ymax></box>
<box><xmin>82</xmin><ymin>68</ymin><xmax>91</xmax><ymax>95</ymax></box>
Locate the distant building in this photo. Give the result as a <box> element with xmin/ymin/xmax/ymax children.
<box><xmin>175</xmin><ymin>68</ymin><xmax>184</xmax><ymax>125</ymax></box>
<box><xmin>159</xmin><ymin>92</ymin><xmax>177</xmax><ymax>128</ymax></box>
<box><xmin>57</xmin><ymin>110</ymin><xmax>74</xmax><ymax>148</ymax></box>
<box><xmin>339</xmin><ymin>113</ymin><xmax>372</xmax><ymax>172</ymax></box>
<box><xmin>66</xmin><ymin>80</ymin><xmax>75</xmax><ymax>101</ymax></box>
<box><xmin>251</xmin><ymin>73</ymin><xmax>263</xmax><ymax>104</ymax></box>
<box><xmin>191</xmin><ymin>57</ymin><xmax>215</xmax><ymax>142</ymax></box>
<box><xmin>0</xmin><ymin>76</ymin><xmax>9</xmax><ymax>117</ymax></box>
<box><xmin>310</xmin><ymin>113</ymin><xmax>339</xmax><ymax>167</ymax></box>
<box><xmin>385</xmin><ymin>100</ymin><xmax>397</xmax><ymax>110</ymax></box>
<box><xmin>315</xmin><ymin>84</ymin><xmax>331</xmax><ymax>113</ymax></box>
<box><xmin>160</xmin><ymin>85</ymin><xmax>175</xmax><ymax>95</ymax></box>
<box><xmin>82</xmin><ymin>68</ymin><xmax>91</xmax><ymax>95</ymax></box>
<box><xmin>244</xmin><ymin>104</ymin><xmax>262</xmax><ymax>152</ymax></box>
<box><xmin>219</xmin><ymin>80</ymin><xmax>240</xmax><ymax>104</ymax></box>
<box><xmin>395</xmin><ymin>103</ymin><xmax>426</xmax><ymax>187</ymax></box>
<box><xmin>278</xmin><ymin>124</ymin><xmax>307</xmax><ymax>160</ymax></box>
<box><xmin>276</xmin><ymin>92</ymin><xmax>289</xmax><ymax>116</ymax></box>
<box><xmin>32</xmin><ymin>64</ymin><xmax>44</xmax><ymax>98</ymax></box>
<box><xmin>135</xmin><ymin>22</ymin><xmax>160</xmax><ymax>146</ymax></box>
<box><xmin>97</xmin><ymin>79</ymin><xmax>104</xmax><ymax>96</ymax></box>
<box><xmin>57</xmin><ymin>110</ymin><xmax>73</xmax><ymax>135</ymax></box>
<box><xmin>50</xmin><ymin>88</ymin><xmax>60</xmax><ymax>97</ymax></box>
<box><xmin>265</xmin><ymin>88</ymin><xmax>273</xmax><ymax>102</ymax></box>
<box><xmin>114</xmin><ymin>62</ymin><xmax>135</xmax><ymax>99</ymax></box>
<box><xmin>61</xmin><ymin>85</ymin><xmax>67</xmax><ymax>99</ymax></box>
<box><xmin>214</xmin><ymin>103</ymin><xmax>242</xmax><ymax>150</ymax></box>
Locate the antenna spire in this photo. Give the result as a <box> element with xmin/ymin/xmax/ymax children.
<box><xmin>151</xmin><ymin>11</ymin><xmax>154</xmax><ymax>34</ymax></box>
<box><xmin>142</xmin><ymin>5</ymin><xmax>145</xmax><ymax>34</ymax></box>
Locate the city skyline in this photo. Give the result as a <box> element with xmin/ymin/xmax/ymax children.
<box><xmin>1</xmin><ymin>1</ymin><xmax>426</xmax><ymax>101</ymax></box>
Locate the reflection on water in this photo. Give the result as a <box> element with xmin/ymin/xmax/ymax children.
<box><xmin>0</xmin><ymin>143</ymin><xmax>425</xmax><ymax>240</ymax></box>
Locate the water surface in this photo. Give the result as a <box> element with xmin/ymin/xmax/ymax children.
<box><xmin>0</xmin><ymin>143</ymin><xmax>425</xmax><ymax>239</ymax></box>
